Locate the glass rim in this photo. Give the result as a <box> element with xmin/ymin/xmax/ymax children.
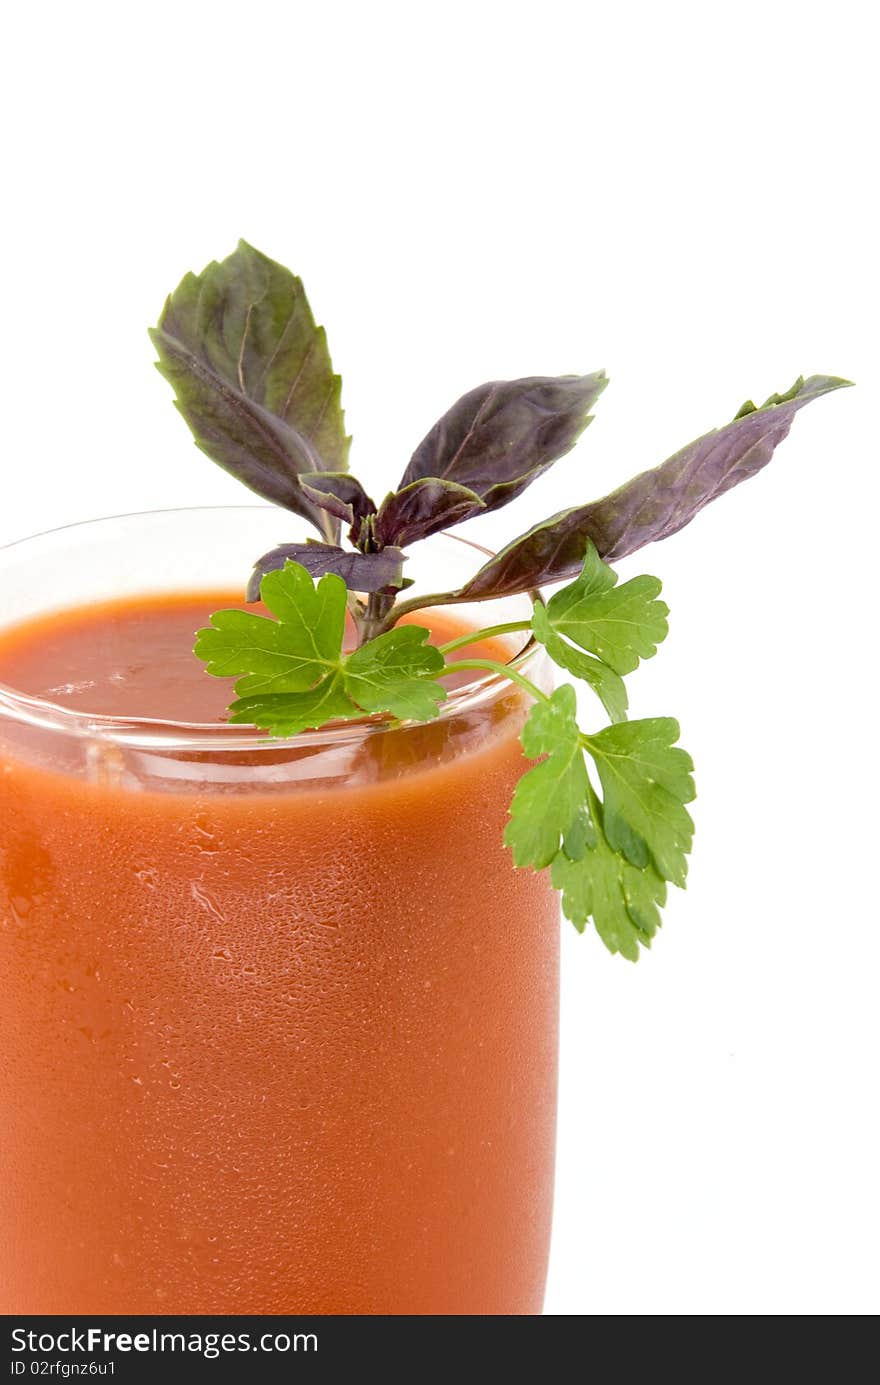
<box><xmin>0</xmin><ymin>505</ymin><xmax>539</xmax><ymax>752</ymax></box>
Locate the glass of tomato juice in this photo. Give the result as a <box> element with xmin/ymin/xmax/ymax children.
<box><xmin>0</xmin><ymin>508</ymin><xmax>559</xmax><ymax>1314</ymax></box>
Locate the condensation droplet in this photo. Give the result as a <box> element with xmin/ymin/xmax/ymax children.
<box><xmin>192</xmin><ymin>815</ymin><xmax>220</xmax><ymax>854</ymax></box>
<box><xmin>191</xmin><ymin>882</ymin><xmax>226</xmax><ymax>922</ymax></box>
<box><xmin>10</xmin><ymin>894</ymin><xmax>33</xmax><ymax>923</ymax></box>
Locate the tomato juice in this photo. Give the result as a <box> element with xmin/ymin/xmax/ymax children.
<box><xmin>0</xmin><ymin>591</ymin><xmax>559</xmax><ymax>1314</ymax></box>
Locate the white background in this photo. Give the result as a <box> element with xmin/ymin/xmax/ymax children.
<box><xmin>2</xmin><ymin>1</ymin><xmax>877</xmax><ymax>1315</ymax></box>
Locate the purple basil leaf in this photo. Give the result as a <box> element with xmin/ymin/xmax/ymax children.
<box><xmin>398</xmin><ymin>372</ymin><xmax>608</xmax><ymax>520</ymax></box>
<box><xmin>458</xmin><ymin>374</ymin><xmax>851</xmax><ymax>600</ymax></box>
<box><xmin>151</xmin><ymin>241</ymin><xmax>350</xmax><ymax>542</ymax></box>
<box><xmin>374</xmin><ymin>478</ymin><xmax>486</xmax><ymax>547</ymax></box>
<box><xmin>248</xmin><ymin>542</ymin><xmax>406</xmax><ymax>601</ymax></box>
<box><xmin>299</xmin><ymin>471</ymin><xmax>377</xmax><ymax>529</ymax></box>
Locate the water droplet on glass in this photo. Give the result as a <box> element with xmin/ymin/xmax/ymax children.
<box><xmin>9</xmin><ymin>893</ymin><xmax>41</xmax><ymax>926</ymax></box>
<box><xmin>191</xmin><ymin>882</ymin><xmax>225</xmax><ymax>922</ymax></box>
<box><xmin>192</xmin><ymin>815</ymin><xmax>219</xmax><ymax>854</ymax></box>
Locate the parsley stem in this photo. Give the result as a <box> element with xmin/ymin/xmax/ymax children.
<box><xmin>441</xmin><ymin>659</ymin><xmax>550</xmax><ymax>704</ymax></box>
<box><xmin>437</xmin><ymin>620</ymin><xmax>531</xmax><ymax>656</ymax></box>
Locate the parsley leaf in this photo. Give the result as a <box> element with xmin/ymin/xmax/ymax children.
<box><xmin>194</xmin><ymin>564</ymin><xmax>347</xmax><ymax>694</ymax></box>
<box><xmin>531</xmin><ymin>600</ymin><xmax>628</xmax><ymax>724</ymax></box>
<box><xmin>562</xmin><ymin>806</ymin><xmax>596</xmax><ymax>860</ymax></box>
<box><xmin>543</xmin><ymin>540</ymin><xmax>668</xmax><ymax>675</ymax></box>
<box><xmin>504</xmin><ymin>678</ymin><xmax>694</xmax><ymax>958</ymax></box>
<box><xmin>530</xmin><ymin>542</ymin><xmax>666</xmax><ymax>725</ymax></box>
<box><xmin>196</xmin><ymin>560</ymin><xmax>447</xmax><ymax>734</ymax></box>
<box><xmin>551</xmin><ymin>821</ymin><xmax>668</xmax><ymax>961</ymax></box>
<box><xmin>504</xmin><ymin>686</ymin><xmax>590</xmax><ymax>869</ymax></box>
<box><xmin>229</xmin><ymin>674</ymin><xmax>363</xmax><ymax>735</ymax></box>
<box><xmin>583</xmin><ymin>718</ymin><xmax>695</xmax><ymax>887</ymax></box>
<box><xmin>344</xmin><ymin>626</ymin><xmax>446</xmax><ymax>721</ymax></box>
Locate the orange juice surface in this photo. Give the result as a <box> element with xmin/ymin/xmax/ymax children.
<box><xmin>0</xmin><ymin>594</ymin><xmax>558</xmax><ymax>1314</ymax></box>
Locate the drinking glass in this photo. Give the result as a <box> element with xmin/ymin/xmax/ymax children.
<box><xmin>0</xmin><ymin>507</ymin><xmax>558</xmax><ymax>1314</ymax></box>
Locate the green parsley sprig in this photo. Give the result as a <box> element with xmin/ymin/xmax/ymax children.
<box><xmin>195</xmin><ymin>541</ymin><xmax>693</xmax><ymax>960</ymax></box>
